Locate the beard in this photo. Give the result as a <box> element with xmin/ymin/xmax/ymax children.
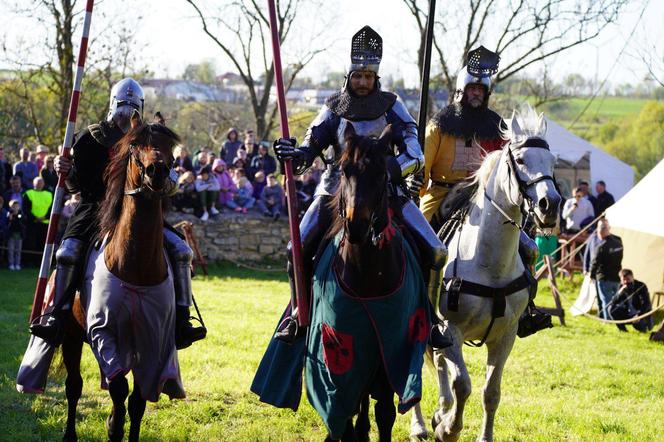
<box><xmin>468</xmin><ymin>97</ymin><xmax>483</xmax><ymax>108</ymax></box>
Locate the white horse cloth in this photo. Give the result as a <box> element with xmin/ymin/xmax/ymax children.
<box><xmin>82</xmin><ymin>241</ymin><xmax>185</xmax><ymax>402</ymax></box>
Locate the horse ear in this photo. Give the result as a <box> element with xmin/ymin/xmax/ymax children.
<box><xmin>154</xmin><ymin>111</ymin><xmax>165</xmax><ymax>125</ymax></box>
<box><xmin>538</xmin><ymin>113</ymin><xmax>547</xmax><ymax>135</ymax></box>
<box><xmin>510</xmin><ymin>113</ymin><xmax>523</xmax><ymax>137</ymax></box>
<box><xmin>343</xmin><ymin>122</ymin><xmax>356</xmax><ymax>141</ymax></box>
<box><xmin>130</xmin><ymin>110</ymin><xmax>142</xmax><ymax>129</ymax></box>
<box><xmin>378</xmin><ymin>124</ymin><xmax>392</xmax><ymax>152</ymax></box>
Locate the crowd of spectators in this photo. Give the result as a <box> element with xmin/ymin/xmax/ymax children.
<box><xmin>0</xmin><ymin>144</ymin><xmax>70</xmax><ymax>270</ymax></box>
<box><xmin>169</xmin><ymin>127</ymin><xmax>322</xmax><ymax>222</ymax></box>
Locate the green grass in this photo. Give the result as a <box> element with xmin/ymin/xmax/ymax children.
<box><xmin>0</xmin><ymin>266</ymin><xmax>662</xmax><ymax>441</ymax></box>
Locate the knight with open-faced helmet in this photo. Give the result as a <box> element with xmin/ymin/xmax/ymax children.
<box><xmin>273</xmin><ymin>26</ymin><xmax>449</xmax><ymax>346</ymax></box>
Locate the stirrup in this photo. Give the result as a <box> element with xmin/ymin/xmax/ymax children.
<box><xmin>274</xmin><ymin>317</ymin><xmax>305</xmax><ymax>344</ymax></box>
<box><xmin>29</xmin><ymin>312</ymin><xmax>65</xmax><ymax>346</ymax></box>
<box><xmin>517</xmin><ymin>304</ymin><xmax>552</xmax><ymax>338</ymax></box>
<box><xmin>176</xmin><ymin>316</ymin><xmax>207</xmax><ymax>350</ymax></box>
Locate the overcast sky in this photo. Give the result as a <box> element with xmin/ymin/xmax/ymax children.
<box><xmin>1</xmin><ymin>0</ymin><xmax>662</xmax><ymax>89</ymax></box>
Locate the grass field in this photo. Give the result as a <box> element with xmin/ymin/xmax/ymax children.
<box><xmin>1</xmin><ymin>264</ymin><xmax>662</xmax><ymax>441</ymax></box>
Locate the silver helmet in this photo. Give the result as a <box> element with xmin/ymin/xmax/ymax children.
<box><xmin>454</xmin><ymin>46</ymin><xmax>499</xmax><ymax>104</ymax></box>
<box><xmin>348</xmin><ymin>26</ymin><xmax>382</xmax><ymax>75</ymax></box>
<box><xmin>106</xmin><ymin>77</ymin><xmax>145</xmax><ymax>129</ymax></box>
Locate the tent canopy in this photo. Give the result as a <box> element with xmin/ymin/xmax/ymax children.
<box><xmin>605</xmin><ymin>159</ymin><xmax>664</xmax><ymax>295</ymax></box>
<box><xmin>545</xmin><ymin>118</ymin><xmax>634</xmax><ymax>200</ymax></box>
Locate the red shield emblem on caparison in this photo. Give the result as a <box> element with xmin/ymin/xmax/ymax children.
<box><xmin>408</xmin><ymin>307</ymin><xmax>428</xmax><ymax>344</ymax></box>
<box><xmin>322</xmin><ymin>323</ymin><xmax>354</xmax><ymax>375</ymax></box>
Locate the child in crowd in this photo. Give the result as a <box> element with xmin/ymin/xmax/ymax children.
<box><xmin>0</xmin><ymin>196</ymin><xmax>8</xmax><ymax>263</ymax></box>
<box><xmin>212</xmin><ymin>159</ymin><xmax>236</xmax><ymax>210</ymax></box>
<box><xmin>7</xmin><ymin>199</ymin><xmax>25</xmax><ymax>270</ymax></box>
<box><xmin>252</xmin><ymin>170</ymin><xmax>266</xmax><ymax>200</ymax></box>
<box><xmin>172</xmin><ymin>171</ymin><xmax>201</xmax><ymax>215</ymax></box>
<box><xmin>258</xmin><ymin>174</ymin><xmax>284</xmax><ymax>220</ymax></box>
<box><xmin>195</xmin><ymin>165</ymin><xmax>220</xmax><ymax>221</ymax></box>
<box><xmin>228</xmin><ymin>174</ymin><xmax>255</xmax><ymax>213</ymax></box>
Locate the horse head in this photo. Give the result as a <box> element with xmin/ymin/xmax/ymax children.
<box><xmin>336</xmin><ymin>123</ymin><xmax>392</xmax><ymax>245</ymax></box>
<box><xmin>502</xmin><ymin>107</ymin><xmax>561</xmax><ymax>228</ymax></box>
<box><xmin>123</xmin><ymin>111</ymin><xmax>180</xmax><ymax>198</ymax></box>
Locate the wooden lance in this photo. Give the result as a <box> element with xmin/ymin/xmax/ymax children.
<box><xmin>30</xmin><ymin>0</ymin><xmax>95</xmax><ymax>323</ymax></box>
<box><xmin>266</xmin><ymin>0</ymin><xmax>309</xmax><ymax>327</ymax></box>
<box><xmin>417</xmin><ymin>0</ymin><xmax>437</xmax><ymax>147</ymax></box>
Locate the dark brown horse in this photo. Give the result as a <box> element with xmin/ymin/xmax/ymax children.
<box><xmin>61</xmin><ymin>113</ymin><xmax>181</xmax><ymax>442</ymax></box>
<box><xmin>310</xmin><ymin>124</ymin><xmax>428</xmax><ymax>442</ymax></box>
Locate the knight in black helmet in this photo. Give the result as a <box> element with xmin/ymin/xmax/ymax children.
<box><xmin>273</xmin><ymin>26</ymin><xmax>449</xmax><ymax>347</ymax></box>
<box><xmin>30</xmin><ymin>78</ymin><xmax>206</xmax><ymax>349</ymax></box>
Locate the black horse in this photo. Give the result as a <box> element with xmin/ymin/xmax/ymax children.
<box><xmin>308</xmin><ymin>124</ymin><xmax>429</xmax><ymax>441</ymax></box>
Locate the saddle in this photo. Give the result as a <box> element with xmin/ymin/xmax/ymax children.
<box><xmin>433</xmin><ymin>181</ymin><xmax>478</xmax><ymax>245</ymax></box>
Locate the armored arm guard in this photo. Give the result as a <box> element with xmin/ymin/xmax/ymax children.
<box><xmin>389</xmin><ymin>99</ymin><xmax>424</xmax><ymax>177</ymax></box>
<box><xmin>296</xmin><ymin>105</ymin><xmax>339</xmax><ymax>174</ymax></box>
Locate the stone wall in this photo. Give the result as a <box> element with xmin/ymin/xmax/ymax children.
<box><xmin>165</xmin><ymin>212</ymin><xmax>290</xmax><ymax>263</ymax></box>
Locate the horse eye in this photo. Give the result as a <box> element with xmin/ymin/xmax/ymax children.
<box><xmin>515</xmin><ymin>157</ymin><xmax>525</xmax><ymax>165</ymax></box>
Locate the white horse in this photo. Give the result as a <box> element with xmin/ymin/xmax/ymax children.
<box><xmin>410</xmin><ymin>107</ymin><xmax>561</xmax><ymax>442</ymax></box>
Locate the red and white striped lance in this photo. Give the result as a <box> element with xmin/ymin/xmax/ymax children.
<box><xmin>30</xmin><ymin>0</ymin><xmax>95</xmax><ymax>323</ymax></box>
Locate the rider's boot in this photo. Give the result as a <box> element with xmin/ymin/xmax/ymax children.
<box><xmin>401</xmin><ymin>199</ymin><xmax>454</xmax><ymax>350</ymax></box>
<box><xmin>274</xmin><ymin>246</ymin><xmax>309</xmax><ymax>344</ymax></box>
<box><xmin>30</xmin><ymin>238</ymin><xmax>85</xmax><ymax>345</ymax></box>
<box><xmin>516</xmin><ymin>232</ymin><xmax>553</xmax><ymax>338</ymax></box>
<box><xmin>164</xmin><ymin>228</ymin><xmax>207</xmax><ymax>350</ymax></box>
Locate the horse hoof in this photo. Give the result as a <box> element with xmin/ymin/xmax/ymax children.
<box><xmin>410</xmin><ymin>422</ymin><xmax>428</xmax><ymax>440</ymax></box>
<box><xmin>409</xmin><ymin>433</ymin><xmax>427</xmax><ymax>441</ymax></box>
<box><xmin>106</xmin><ymin>414</ymin><xmax>124</xmax><ymax>442</ymax></box>
<box><xmin>434</xmin><ymin>423</ymin><xmax>460</xmax><ymax>442</ymax></box>
<box><xmin>62</xmin><ymin>431</ymin><xmax>77</xmax><ymax>442</ymax></box>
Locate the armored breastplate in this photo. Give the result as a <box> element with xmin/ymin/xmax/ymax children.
<box><xmin>316</xmin><ymin>115</ymin><xmax>388</xmax><ymax>197</ymax></box>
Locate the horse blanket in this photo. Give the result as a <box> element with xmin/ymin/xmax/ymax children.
<box><xmin>81</xmin><ymin>240</ymin><xmax>185</xmax><ymax>402</ymax></box>
<box><xmin>305</xmin><ymin>230</ymin><xmax>429</xmax><ymax>438</ymax></box>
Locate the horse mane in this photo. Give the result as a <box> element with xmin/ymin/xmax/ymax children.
<box><xmin>500</xmin><ymin>103</ymin><xmax>547</xmax><ymax>145</ymax></box>
<box><xmin>468</xmin><ymin>150</ymin><xmax>503</xmax><ymax>205</ymax></box>
<box><xmin>326</xmin><ymin>133</ymin><xmax>387</xmax><ymax>239</ymax></box>
<box><xmin>98</xmin><ymin>123</ymin><xmax>180</xmax><ymax>239</ymax></box>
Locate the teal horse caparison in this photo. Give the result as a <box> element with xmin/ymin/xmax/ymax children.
<box><xmin>305</xmin><ymin>228</ymin><xmax>430</xmax><ymax>438</ymax></box>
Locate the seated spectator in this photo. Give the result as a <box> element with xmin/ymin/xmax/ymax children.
<box><xmin>0</xmin><ymin>195</ymin><xmax>7</xmax><ymax>263</ymax></box>
<box><xmin>193</xmin><ymin>149</ymin><xmax>210</xmax><ymax>174</ymax></box>
<box><xmin>172</xmin><ymin>171</ymin><xmax>201</xmax><ymax>215</ymax></box>
<box><xmin>174</xmin><ymin>145</ymin><xmax>194</xmax><ymax>173</ymax></box>
<box><xmin>608</xmin><ymin>269</ymin><xmax>654</xmax><ymax>333</ymax></box>
<box><xmin>586</xmin><ymin>218</ymin><xmax>623</xmax><ymax>319</ymax></box>
<box><xmin>40</xmin><ymin>155</ymin><xmax>58</xmax><ymax>192</ymax></box>
<box><xmin>6</xmin><ymin>199</ymin><xmax>25</xmax><ymax>270</ymax></box>
<box><xmin>0</xmin><ymin>146</ymin><xmax>12</xmax><ymax>194</ymax></box>
<box><xmin>593</xmin><ymin>180</ymin><xmax>615</xmax><ymax>216</ymax></box>
<box><xmin>298</xmin><ymin>170</ymin><xmax>317</xmax><ymax>213</ymax></box>
<box><xmin>3</xmin><ymin>175</ymin><xmax>24</xmax><ymax>210</ymax></box>
<box><xmin>35</xmin><ymin>144</ymin><xmax>49</xmax><ymax>171</ymax></box>
<box><xmin>212</xmin><ymin>159</ymin><xmax>236</xmax><ymax>209</ymax></box>
<box><xmin>250</xmin><ymin>145</ymin><xmax>277</xmax><ymax>177</ymax></box>
<box><xmin>258</xmin><ymin>174</ymin><xmax>284</xmax><ymax>220</ymax></box>
<box><xmin>562</xmin><ymin>187</ymin><xmax>594</xmax><ymax>233</ymax></box>
<box><xmin>13</xmin><ymin>147</ymin><xmax>38</xmax><ymax>190</ymax></box>
<box><xmin>221</xmin><ymin>127</ymin><xmax>242</xmax><ymax>165</ymax></box>
<box><xmin>227</xmin><ymin>175</ymin><xmax>255</xmax><ymax>213</ymax></box>
<box><xmin>195</xmin><ymin>165</ymin><xmax>220</xmax><ymax>221</ymax></box>
<box><xmin>252</xmin><ymin>170</ymin><xmax>266</xmax><ymax>200</ymax></box>
<box><xmin>23</xmin><ymin>176</ymin><xmax>53</xmax><ymax>265</ymax></box>
<box><xmin>232</xmin><ymin>148</ymin><xmax>249</xmax><ymax>174</ymax></box>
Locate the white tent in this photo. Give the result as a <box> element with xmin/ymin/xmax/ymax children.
<box><xmin>605</xmin><ymin>159</ymin><xmax>664</xmax><ymax>301</ymax></box>
<box><xmin>545</xmin><ymin>118</ymin><xmax>634</xmax><ymax>200</ymax></box>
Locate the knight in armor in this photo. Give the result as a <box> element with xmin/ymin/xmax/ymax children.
<box><xmin>420</xmin><ymin>47</ymin><xmax>550</xmax><ymax>336</ymax></box>
<box><xmin>29</xmin><ymin>78</ymin><xmax>206</xmax><ymax>349</ymax></box>
<box><xmin>272</xmin><ymin>26</ymin><xmax>449</xmax><ymax>347</ymax></box>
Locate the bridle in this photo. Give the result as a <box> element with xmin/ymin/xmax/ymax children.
<box><xmin>125</xmin><ymin>143</ymin><xmax>177</xmax><ymax>197</ymax></box>
<box><xmin>338</xmin><ymin>163</ymin><xmax>392</xmax><ymax>248</ymax></box>
<box><xmin>484</xmin><ymin>136</ymin><xmax>557</xmax><ymax>230</ymax></box>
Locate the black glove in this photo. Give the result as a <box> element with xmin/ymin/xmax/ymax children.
<box><xmin>405</xmin><ymin>172</ymin><xmax>424</xmax><ymax>199</ymax></box>
<box><xmin>273</xmin><ymin>137</ymin><xmax>303</xmax><ymax>165</ymax></box>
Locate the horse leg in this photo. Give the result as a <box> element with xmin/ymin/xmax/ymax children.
<box><xmin>434</xmin><ymin>336</ymin><xmax>471</xmax><ymax>442</ymax></box>
<box><xmin>372</xmin><ymin>367</ymin><xmax>396</xmax><ymax>442</ymax></box>
<box><xmin>106</xmin><ymin>375</ymin><xmax>129</xmax><ymax>442</ymax></box>
<box><xmin>432</xmin><ymin>348</ymin><xmax>455</xmax><ymax>427</ymax></box>
<box><xmin>477</xmin><ymin>332</ymin><xmax>517</xmax><ymax>442</ymax></box>
<box><xmin>354</xmin><ymin>395</ymin><xmax>370</xmax><ymax>442</ymax></box>
<box><xmin>128</xmin><ymin>382</ymin><xmax>147</xmax><ymax>442</ymax></box>
<box><xmin>61</xmin><ymin>332</ymin><xmax>84</xmax><ymax>442</ymax></box>
<box><xmin>410</xmin><ymin>403</ymin><xmax>428</xmax><ymax>440</ymax></box>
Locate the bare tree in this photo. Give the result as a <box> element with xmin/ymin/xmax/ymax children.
<box><xmin>402</xmin><ymin>0</ymin><xmax>629</xmax><ymax>96</ymax></box>
<box><xmin>184</xmin><ymin>0</ymin><xmax>328</xmax><ymax>141</ymax></box>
